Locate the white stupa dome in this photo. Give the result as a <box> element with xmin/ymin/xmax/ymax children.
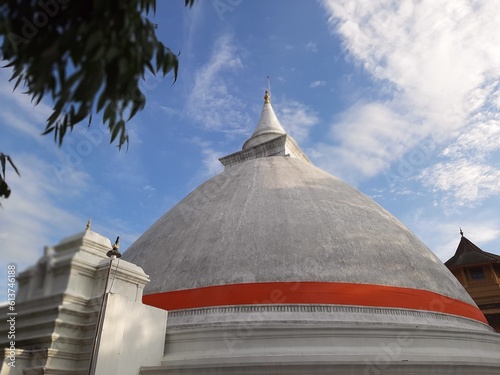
<box><xmin>123</xmin><ymin>92</ymin><xmax>500</xmax><ymax>374</ymax></box>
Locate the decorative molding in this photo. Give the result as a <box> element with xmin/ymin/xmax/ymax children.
<box><xmin>219</xmin><ymin>135</ymin><xmax>287</xmax><ymax>169</ymax></box>
<box><xmin>167</xmin><ymin>304</ymin><xmax>490</xmax><ymax>331</ymax></box>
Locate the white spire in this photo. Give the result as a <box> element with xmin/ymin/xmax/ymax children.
<box><xmin>242</xmin><ymin>90</ymin><xmax>286</xmax><ymax>150</ymax></box>
<box><xmin>218</xmin><ymin>90</ymin><xmax>310</xmax><ymax>169</ymax></box>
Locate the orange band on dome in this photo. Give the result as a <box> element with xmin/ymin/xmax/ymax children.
<box><xmin>143</xmin><ymin>281</ymin><xmax>487</xmax><ymax>324</ymax></box>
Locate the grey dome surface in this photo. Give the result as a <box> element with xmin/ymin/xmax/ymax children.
<box><xmin>123</xmin><ymin>156</ymin><xmax>473</xmax><ymax>305</ymax></box>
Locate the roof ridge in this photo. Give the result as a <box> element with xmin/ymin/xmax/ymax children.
<box><xmin>445</xmin><ymin>236</ymin><xmax>500</xmax><ymax>267</ymax></box>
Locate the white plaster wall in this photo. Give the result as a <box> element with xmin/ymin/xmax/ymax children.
<box><xmin>94</xmin><ymin>293</ymin><xmax>167</xmax><ymax>375</ymax></box>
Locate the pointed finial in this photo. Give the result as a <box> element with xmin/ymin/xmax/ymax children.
<box><xmin>86</xmin><ymin>217</ymin><xmax>91</xmax><ymax>230</ymax></box>
<box><xmin>106</xmin><ymin>236</ymin><xmax>122</xmax><ymax>258</ymax></box>
<box><xmin>264</xmin><ymin>90</ymin><xmax>270</xmax><ymax>104</ymax></box>
<box><xmin>43</xmin><ymin>246</ymin><xmax>54</xmax><ymax>257</ymax></box>
<box><xmin>460</xmin><ymin>227</ymin><xmax>464</xmax><ymax>237</ymax></box>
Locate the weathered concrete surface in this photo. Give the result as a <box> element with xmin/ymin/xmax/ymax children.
<box><xmin>123</xmin><ymin>156</ymin><xmax>473</xmax><ymax>305</ymax></box>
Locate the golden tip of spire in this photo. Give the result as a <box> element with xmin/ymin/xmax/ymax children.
<box><xmin>86</xmin><ymin>217</ymin><xmax>91</xmax><ymax>230</ymax></box>
<box><xmin>112</xmin><ymin>236</ymin><xmax>120</xmax><ymax>250</ymax></box>
<box><xmin>106</xmin><ymin>236</ymin><xmax>122</xmax><ymax>258</ymax></box>
<box><xmin>264</xmin><ymin>90</ymin><xmax>270</xmax><ymax>104</ymax></box>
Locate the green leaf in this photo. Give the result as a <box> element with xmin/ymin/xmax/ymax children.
<box><xmin>6</xmin><ymin>156</ymin><xmax>20</xmax><ymax>176</ymax></box>
<box><xmin>0</xmin><ymin>179</ymin><xmax>12</xmax><ymax>200</ymax></box>
<box><xmin>12</xmin><ymin>75</ymin><xmax>24</xmax><ymax>92</ymax></box>
<box><xmin>97</xmin><ymin>90</ymin><xmax>108</xmax><ymax>113</ymax></box>
<box><xmin>128</xmin><ymin>93</ymin><xmax>146</xmax><ymax>121</ymax></box>
<box><xmin>41</xmin><ymin>125</ymin><xmax>55</xmax><ymax>136</ymax></box>
<box><xmin>110</xmin><ymin>120</ymin><xmax>123</xmax><ymax>144</ymax></box>
<box><xmin>0</xmin><ymin>153</ymin><xmax>21</xmax><ymax>203</ymax></box>
<box><xmin>0</xmin><ymin>154</ymin><xmax>6</xmax><ymax>178</ymax></box>
<box><xmin>59</xmin><ymin>115</ymin><xmax>68</xmax><ymax>145</ymax></box>
<box><xmin>0</xmin><ymin>0</ymin><xmax>195</xmax><ymax>181</ymax></box>
<box><xmin>84</xmin><ymin>30</ymin><xmax>103</xmax><ymax>54</ymax></box>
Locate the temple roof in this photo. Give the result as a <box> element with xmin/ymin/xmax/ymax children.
<box><xmin>445</xmin><ymin>235</ymin><xmax>500</xmax><ymax>268</ymax></box>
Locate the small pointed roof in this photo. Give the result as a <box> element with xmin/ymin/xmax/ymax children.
<box><xmin>445</xmin><ymin>232</ymin><xmax>500</xmax><ymax>268</ymax></box>
<box><xmin>242</xmin><ymin>91</ymin><xmax>286</xmax><ymax>150</ymax></box>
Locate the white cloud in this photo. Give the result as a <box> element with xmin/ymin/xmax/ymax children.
<box><xmin>409</xmin><ymin>214</ymin><xmax>500</xmax><ymax>261</ymax></box>
<box><xmin>0</xmin><ymin>68</ymin><xmax>157</xmax><ymax>268</ymax></box>
<box><xmin>2</xmin><ymin>111</ymin><xmax>44</xmax><ymax>143</ymax></box>
<box><xmin>443</xmin><ymin>120</ymin><xmax>500</xmax><ymax>161</ymax></box>
<box><xmin>0</xmin><ymin>72</ymin><xmax>98</xmax><ymax>272</ymax></box>
<box><xmin>188</xmin><ymin>137</ymin><xmax>225</xmax><ymax>187</ymax></box>
<box><xmin>277</xmin><ymin>100</ymin><xmax>319</xmax><ymax>142</ymax></box>
<box><xmin>320</xmin><ymin>0</ymin><xmax>500</xmax><ymax>202</ymax></box>
<box><xmin>0</xmin><ymin>70</ymin><xmax>56</xmax><ymax>151</ymax></box>
<box><xmin>0</xmin><ymin>154</ymin><xmax>90</xmax><ymax>268</ymax></box>
<box><xmin>186</xmin><ymin>34</ymin><xmax>251</xmax><ymax>134</ymax></box>
<box><xmin>419</xmin><ymin>160</ymin><xmax>500</xmax><ymax>206</ymax></box>
<box><xmin>306</xmin><ymin>42</ymin><xmax>318</xmax><ymax>52</ymax></box>
<box><xmin>159</xmin><ymin>105</ymin><xmax>180</xmax><ymax>117</ymax></box>
<box><xmin>202</xmin><ymin>149</ymin><xmax>225</xmax><ymax>176</ymax></box>
<box><xmin>419</xmin><ymin>117</ymin><xmax>500</xmax><ymax>206</ymax></box>
<box><xmin>312</xmin><ymin>102</ymin><xmax>420</xmax><ymax>184</ymax></box>
<box><xmin>0</xmin><ymin>70</ymin><xmax>52</xmax><ymax>124</ymax></box>
<box><xmin>125</xmin><ymin>127</ymin><xmax>143</xmax><ymax>146</ymax></box>
<box><xmin>309</xmin><ymin>80</ymin><xmax>326</xmax><ymax>88</ymax></box>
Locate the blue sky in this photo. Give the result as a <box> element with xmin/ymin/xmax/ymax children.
<box><xmin>1</xmin><ymin>0</ymin><xmax>500</xmax><ymax>300</ymax></box>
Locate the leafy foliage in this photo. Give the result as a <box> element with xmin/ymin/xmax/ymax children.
<box><xmin>0</xmin><ymin>0</ymin><xmax>195</xmax><ymax>149</ymax></box>
<box><xmin>0</xmin><ymin>154</ymin><xmax>20</xmax><ymax>205</ymax></box>
<box><xmin>0</xmin><ymin>0</ymin><xmax>194</xmax><ymax>204</ymax></box>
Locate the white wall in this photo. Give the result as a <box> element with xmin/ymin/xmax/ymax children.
<box><xmin>94</xmin><ymin>293</ymin><xmax>167</xmax><ymax>375</ymax></box>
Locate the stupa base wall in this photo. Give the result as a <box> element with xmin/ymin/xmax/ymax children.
<box><xmin>141</xmin><ymin>363</ymin><xmax>500</xmax><ymax>375</ymax></box>
<box><xmin>140</xmin><ymin>304</ymin><xmax>500</xmax><ymax>375</ymax></box>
